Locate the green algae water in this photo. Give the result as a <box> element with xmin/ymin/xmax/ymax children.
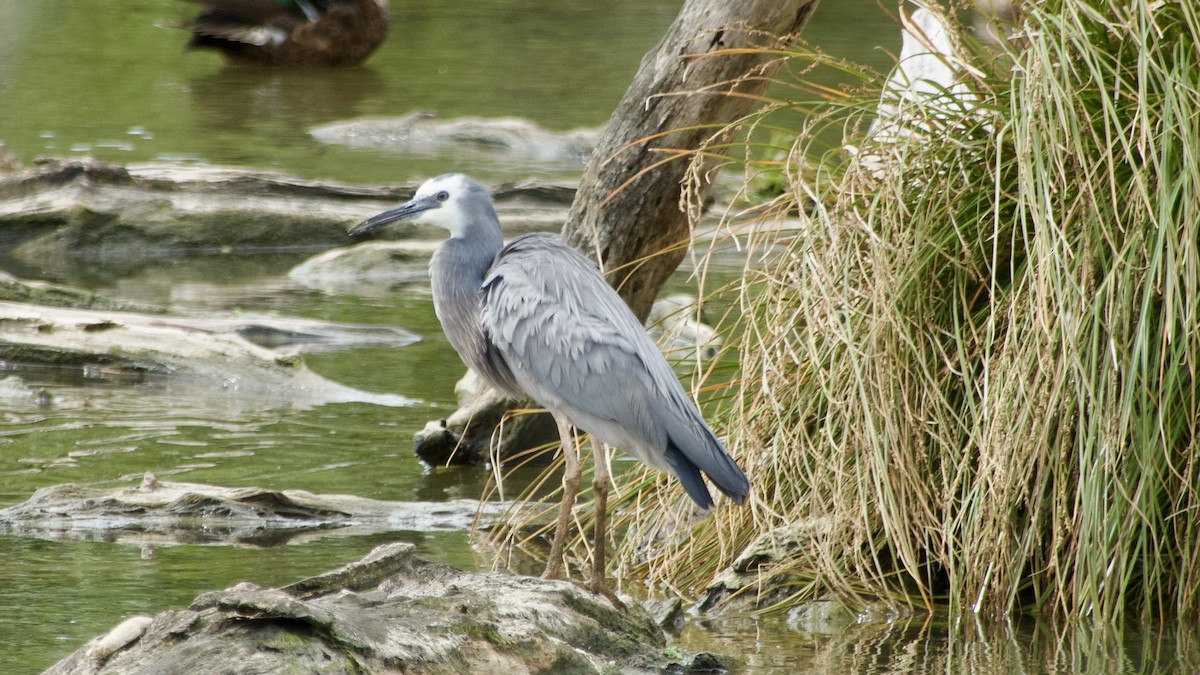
<box><xmin>2</xmin><ymin>1</ymin><xmax>1198</xmax><ymax>672</ymax></box>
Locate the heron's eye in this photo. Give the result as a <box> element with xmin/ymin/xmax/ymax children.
<box><xmin>436</xmin><ymin>191</ymin><xmax>450</xmax><ymax>202</ymax></box>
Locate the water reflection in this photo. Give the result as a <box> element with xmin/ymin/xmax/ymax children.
<box><xmin>0</xmin><ymin>530</ymin><xmax>479</xmax><ymax>670</ymax></box>
<box><xmin>185</xmin><ymin>67</ymin><xmax>387</xmax><ymax>140</ymax></box>
<box><xmin>673</xmin><ymin>611</ymin><xmax>1200</xmax><ymax>673</ymax></box>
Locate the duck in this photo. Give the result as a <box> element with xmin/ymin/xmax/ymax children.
<box><xmin>176</xmin><ymin>0</ymin><xmax>389</xmax><ymax>67</ymax></box>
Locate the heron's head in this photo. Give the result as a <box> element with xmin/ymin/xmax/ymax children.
<box><xmin>348</xmin><ymin>173</ymin><xmax>495</xmax><ymax>239</ymax></box>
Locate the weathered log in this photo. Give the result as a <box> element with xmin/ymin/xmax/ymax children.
<box><xmin>412</xmin><ymin>371</ymin><xmax>560</xmax><ymax>467</ymax></box>
<box><xmin>0</xmin><ymin>157</ymin><xmax>574</xmax><ymax>268</ymax></box>
<box><xmin>311</xmin><ymin>111</ymin><xmax>600</xmax><ymax>166</ymax></box>
<box><xmin>566</xmin><ymin>0</ymin><xmax>822</xmax><ymax>321</ymax></box>
<box><xmin>0</xmin><ymin>299</ymin><xmax>411</xmax><ymax>407</ymax></box>
<box><xmin>0</xmin><ymin>477</ymin><xmax>522</xmax><ymax>547</ymax></box>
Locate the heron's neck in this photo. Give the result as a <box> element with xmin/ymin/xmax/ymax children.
<box><xmin>446</xmin><ymin>221</ymin><xmax>502</xmax><ymax>279</ymax></box>
<box><xmin>431</xmin><ymin>225</ymin><xmax>502</xmax><ymax>318</ymax></box>
<box><xmin>430</xmin><ymin>226</ymin><xmax>503</xmax><ymax>374</ymax></box>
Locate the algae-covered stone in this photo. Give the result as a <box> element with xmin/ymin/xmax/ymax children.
<box><xmin>45</xmin><ymin>542</ymin><xmax>677</xmax><ymax>674</ymax></box>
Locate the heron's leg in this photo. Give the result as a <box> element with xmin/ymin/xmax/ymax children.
<box><xmin>543</xmin><ymin>417</ymin><xmax>580</xmax><ymax>580</ymax></box>
<box><xmin>589</xmin><ymin>437</ymin><xmax>610</xmax><ymax>592</ymax></box>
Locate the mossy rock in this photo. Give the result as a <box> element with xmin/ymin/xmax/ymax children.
<box><xmin>43</xmin><ymin>543</ymin><xmax>715</xmax><ymax>675</ymax></box>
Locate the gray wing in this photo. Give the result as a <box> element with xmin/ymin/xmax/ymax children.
<box><xmin>481</xmin><ymin>233</ymin><xmax>749</xmax><ymax>507</ymax></box>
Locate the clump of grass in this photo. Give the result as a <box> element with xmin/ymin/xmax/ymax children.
<box><xmin>606</xmin><ymin>0</ymin><xmax>1200</xmax><ymax>623</ymax></box>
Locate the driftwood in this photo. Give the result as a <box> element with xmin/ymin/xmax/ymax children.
<box><xmin>311</xmin><ymin>111</ymin><xmax>600</xmax><ymax>167</ymax></box>
<box><xmin>44</xmin><ymin>542</ymin><xmax>727</xmax><ymax>675</ymax></box>
<box><xmin>566</xmin><ymin>0</ymin><xmax>822</xmax><ymax>321</ymax></box>
<box><xmin>0</xmin><ymin>157</ymin><xmax>573</xmax><ymax>269</ymax></box>
<box><xmin>0</xmin><ymin>476</ymin><xmax>520</xmax><ymax>548</ymax></box>
<box><xmin>0</xmin><ymin>298</ymin><xmax>411</xmax><ymax>407</ymax></box>
<box><xmin>412</xmin><ymin>372</ymin><xmax>560</xmax><ymax>467</ymax></box>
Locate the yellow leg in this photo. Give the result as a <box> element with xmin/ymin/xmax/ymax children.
<box><xmin>589</xmin><ymin>437</ymin><xmax>610</xmax><ymax>592</ymax></box>
<box><xmin>586</xmin><ymin>438</ymin><xmax>624</xmax><ymax>609</ymax></box>
<box><xmin>543</xmin><ymin>417</ymin><xmax>580</xmax><ymax>580</ymax></box>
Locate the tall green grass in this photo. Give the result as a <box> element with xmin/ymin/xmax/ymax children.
<box><xmin>603</xmin><ymin>0</ymin><xmax>1200</xmax><ymax>622</ymax></box>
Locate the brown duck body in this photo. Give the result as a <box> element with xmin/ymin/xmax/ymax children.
<box><xmin>180</xmin><ymin>0</ymin><xmax>389</xmax><ymax>67</ymax></box>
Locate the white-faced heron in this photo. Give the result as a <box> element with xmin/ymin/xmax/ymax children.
<box><xmin>349</xmin><ymin>174</ymin><xmax>750</xmax><ymax>597</ymax></box>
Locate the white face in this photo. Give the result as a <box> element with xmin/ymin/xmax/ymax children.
<box><xmin>410</xmin><ymin>173</ymin><xmax>472</xmax><ymax>236</ymax></box>
<box><xmin>348</xmin><ymin>172</ymin><xmax>489</xmax><ymax>240</ymax></box>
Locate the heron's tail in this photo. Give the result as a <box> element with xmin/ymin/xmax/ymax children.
<box><xmin>663</xmin><ymin>415</ymin><xmax>750</xmax><ymax>509</ymax></box>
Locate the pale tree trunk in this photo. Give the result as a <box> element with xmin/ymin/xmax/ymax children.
<box><xmin>415</xmin><ymin>0</ymin><xmax>822</xmax><ymax>465</ymax></box>
<box><xmin>567</xmin><ymin>0</ymin><xmax>822</xmax><ymax>321</ymax></box>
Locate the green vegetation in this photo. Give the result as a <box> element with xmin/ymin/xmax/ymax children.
<box><xmin>605</xmin><ymin>0</ymin><xmax>1200</xmax><ymax>623</ymax></box>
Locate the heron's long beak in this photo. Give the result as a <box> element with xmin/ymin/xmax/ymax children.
<box><xmin>348</xmin><ymin>195</ymin><xmax>439</xmax><ymax>237</ymax></box>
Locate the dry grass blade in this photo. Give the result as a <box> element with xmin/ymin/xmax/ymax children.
<box><xmin>589</xmin><ymin>0</ymin><xmax>1200</xmax><ymax>623</ymax></box>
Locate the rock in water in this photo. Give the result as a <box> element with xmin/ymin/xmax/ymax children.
<box><xmin>45</xmin><ymin>543</ymin><xmax>678</xmax><ymax>674</ymax></box>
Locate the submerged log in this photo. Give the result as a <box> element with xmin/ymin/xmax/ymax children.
<box><xmin>43</xmin><ymin>542</ymin><xmax>728</xmax><ymax>674</ymax></box>
<box><xmin>0</xmin><ymin>298</ymin><xmax>411</xmax><ymax>407</ymax></box>
<box><xmin>311</xmin><ymin>112</ymin><xmax>600</xmax><ymax>166</ymax></box>
<box><xmin>0</xmin><ymin>157</ymin><xmax>573</xmax><ymax>269</ymax></box>
<box><xmin>0</xmin><ymin>477</ymin><xmax>518</xmax><ymax>547</ymax></box>
<box><xmin>0</xmin><ymin>269</ymin><xmax>151</xmax><ymax>312</ymax></box>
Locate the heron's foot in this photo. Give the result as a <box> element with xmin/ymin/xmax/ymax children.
<box><xmin>571</xmin><ymin>577</ymin><xmax>626</xmax><ymax>612</ymax></box>
<box><xmin>542</xmin><ymin>561</ymin><xmax>564</xmax><ymax>581</ymax></box>
<box><xmin>539</xmin><ymin>563</ymin><xmax>624</xmax><ymax>610</ymax></box>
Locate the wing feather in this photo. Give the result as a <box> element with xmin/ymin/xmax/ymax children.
<box><xmin>483</xmin><ymin>235</ymin><xmax>657</xmax><ymax>425</ymax></box>
<box><xmin>481</xmin><ymin>233</ymin><xmax>749</xmax><ymax>505</ymax></box>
